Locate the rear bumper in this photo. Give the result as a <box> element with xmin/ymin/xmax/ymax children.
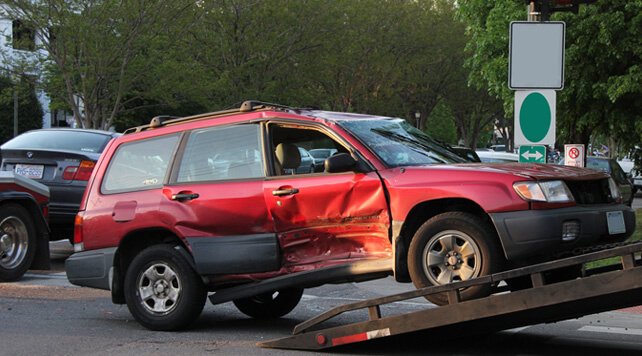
<box><xmin>65</xmin><ymin>247</ymin><xmax>116</xmax><ymax>290</ymax></box>
<box><xmin>48</xmin><ymin>184</ymin><xmax>83</xmax><ymax>223</ymax></box>
<box><xmin>490</xmin><ymin>204</ymin><xmax>635</xmax><ymax>260</ymax></box>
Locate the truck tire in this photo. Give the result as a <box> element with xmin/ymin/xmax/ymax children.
<box><xmin>408</xmin><ymin>212</ymin><xmax>503</xmax><ymax>305</ymax></box>
<box><xmin>233</xmin><ymin>288</ymin><xmax>303</xmax><ymax>319</ymax></box>
<box><xmin>0</xmin><ymin>204</ymin><xmax>37</xmax><ymax>282</ymax></box>
<box><xmin>124</xmin><ymin>244</ymin><xmax>206</xmax><ymax>331</ymax></box>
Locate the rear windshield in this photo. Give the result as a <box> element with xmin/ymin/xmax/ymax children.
<box><xmin>2</xmin><ymin>130</ymin><xmax>113</xmax><ymax>153</ymax></box>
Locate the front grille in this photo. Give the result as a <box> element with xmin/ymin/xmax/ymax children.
<box><xmin>565</xmin><ymin>178</ymin><xmax>613</xmax><ymax>204</ymax></box>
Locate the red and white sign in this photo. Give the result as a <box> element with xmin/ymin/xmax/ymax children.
<box><xmin>564</xmin><ymin>144</ymin><xmax>585</xmax><ymax>167</ymax></box>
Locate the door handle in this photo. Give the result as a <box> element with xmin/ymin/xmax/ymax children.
<box><xmin>171</xmin><ymin>192</ymin><xmax>200</xmax><ymax>201</ymax></box>
<box><xmin>272</xmin><ymin>188</ymin><xmax>299</xmax><ymax>196</ymax></box>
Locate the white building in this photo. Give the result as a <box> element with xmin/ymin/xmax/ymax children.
<box><xmin>0</xmin><ymin>5</ymin><xmax>52</xmax><ymax>129</ymax></box>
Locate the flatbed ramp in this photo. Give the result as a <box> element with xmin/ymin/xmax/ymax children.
<box><xmin>259</xmin><ymin>242</ymin><xmax>642</xmax><ymax>350</ymax></box>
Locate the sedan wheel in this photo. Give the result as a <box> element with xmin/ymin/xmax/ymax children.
<box><xmin>0</xmin><ymin>204</ymin><xmax>36</xmax><ymax>282</ymax></box>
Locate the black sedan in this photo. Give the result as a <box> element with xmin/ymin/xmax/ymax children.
<box><xmin>586</xmin><ymin>156</ymin><xmax>634</xmax><ymax>206</ymax></box>
<box><xmin>1</xmin><ymin>128</ymin><xmax>120</xmax><ymax>240</ymax></box>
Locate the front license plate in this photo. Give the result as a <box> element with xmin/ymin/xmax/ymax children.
<box><xmin>606</xmin><ymin>211</ymin><xmax>626</xmax><ymax>235</ymax></box>
<box><xmin>15</xmin><ymin>164</ymin><xmax>44</xmax><ymax>179</ymax></box>
<box><xmin>634</xmin><ymin>178</ymin><xmax>642</xmax><ymax>186</ymax></box>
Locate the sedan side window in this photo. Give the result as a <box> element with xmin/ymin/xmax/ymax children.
<box><xmin>177</xmin><ymin>124</ymin><xmax>264</xmax><ymax>183</ymax></box>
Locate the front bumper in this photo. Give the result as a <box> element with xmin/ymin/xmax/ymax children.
<box><xmin>490</xmin><ymin>204</ymin><xmax>635</xmax><ymax>261</ymax></box>
<box><xmin>65</xmin><ymin>247</ymin><xmax>116</xmax><ymax>290</ymax></box>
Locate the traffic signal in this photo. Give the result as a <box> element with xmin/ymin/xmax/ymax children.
<box><xmin>525</xmin><ymin>0</ymin><xmax>597</xmax><ymax>19</ymax></box>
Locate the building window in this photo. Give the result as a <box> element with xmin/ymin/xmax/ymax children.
<box><xmin>12</xmin><ymin>20</ymin><xmax>36</xmax><ymax>51</ymax></box>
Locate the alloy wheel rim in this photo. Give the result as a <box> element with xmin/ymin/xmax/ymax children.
<box><xmin>421</xmin><ymin>230</ymin><xmax>482</xmax><ymax>286</ymax></box>
<box><xmin>137</xmin><ymin>263</ymin><xmax>181</xmax><ymax>315</ymax></box>
<box><xmin>0</xmin><ymin>216</ymin><xmax>28</xmax><ymax>269</ymax></box>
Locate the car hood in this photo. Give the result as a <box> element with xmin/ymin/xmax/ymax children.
<box><xmin>406</xmin><ymin>163</ymin><xmax>609</xmax><ymax>181</ymax></box>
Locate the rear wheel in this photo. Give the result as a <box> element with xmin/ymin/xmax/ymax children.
<box><xmin>408</xmin><ymin>212</ymin><xmax>503</xmax><ymax>305</ymax></box>
<box><xmin>124</xmin><ymin>245</ymin><xmax>206</xmax><ymax>331</ymax></box>
<box><xmin>0</xmin><ymin>204</ymin><xmax>36</xmax><ymax>282</ymax></box>
<box><xmin>233</xmin><ymin>288</ymin><xmax>303</xmax><ymax>319</ymax></box>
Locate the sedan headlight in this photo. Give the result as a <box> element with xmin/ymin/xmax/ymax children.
<box><xmin>513</xmin><ymin>180</ymin><xmax>575</xmax><ymax>203</ymax></box>
<box><xmin>607</xmin><ymin>177</ymin><xmax>622</xmax><ymax>201</ymax></box>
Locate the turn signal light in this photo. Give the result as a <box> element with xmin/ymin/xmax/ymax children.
<box><xmin>73</xmin><ymin>212</ymin><xmax>84</xmax><ymax>251</ymax></box>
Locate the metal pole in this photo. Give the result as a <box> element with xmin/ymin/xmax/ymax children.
<box><xmin>528</xmin><ymin>1</ymin><xmax>540</xmax><ymax>22</ymax></box>
<box><xmin>13</xmin><ymin>87</ymin><xmax>18</xmax><ymax>137</ymax></box>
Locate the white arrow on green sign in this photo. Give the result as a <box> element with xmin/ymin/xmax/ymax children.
<box><xmin>519</xmin><ymin>145</ymin><xmax>546</xmax><ymax>163</ymax></box>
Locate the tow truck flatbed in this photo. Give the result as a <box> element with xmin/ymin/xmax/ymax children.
<box><xmin>259</xmin><ymin>242</ymin><xmax>642</xmax><ymax>350</ymax></box>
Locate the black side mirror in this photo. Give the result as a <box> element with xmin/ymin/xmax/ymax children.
<box><xmin>325</xmin><ymin>153</ymin><xmax>357</xmax><ymax>173</ymax></box>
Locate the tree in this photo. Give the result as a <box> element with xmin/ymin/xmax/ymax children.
<box><xmin>556</xmin><ymin>0</ymin><xmax>642</xmax><ymax>152</ymax></box>
<box><xmin>0</xmin><ymin>75</ymin><xmax>43</xmax><ymax>143</ymax></box>
<box><xmin>2</xmin><ymin>0</ymin><xmax>195</xmax><ymax>130</ymax></box>
<box><xmin>457</xmin><ymin>0</ymin><xmax>642</xmax><ymax>152</ymax></box>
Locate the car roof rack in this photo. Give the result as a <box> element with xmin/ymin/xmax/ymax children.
<box><xmin>123</xmin><ymin>100</ymin><xmax>293</xmax><ymax>134</ymax></box>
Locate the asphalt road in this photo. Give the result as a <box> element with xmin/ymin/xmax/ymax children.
<box><xmin>1</xmin><ymin>195</ymin><xmax>641</xmax><ymax>355</ymax></box>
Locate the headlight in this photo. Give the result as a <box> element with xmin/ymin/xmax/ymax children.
<box><xmin>607</xmin><ymin>177</ymin><xmax>622</xmax><ymax>201</ymax></box>
<box><xmin>513</xmin><ymin>180</ymin><xmax>575</xmax><ymax>203</ymax></box>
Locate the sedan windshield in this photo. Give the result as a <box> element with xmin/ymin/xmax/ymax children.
<box><xmin>340</xmin><ymin>119</ymin><xmax>466</xmax><ymax>167</ymax></box>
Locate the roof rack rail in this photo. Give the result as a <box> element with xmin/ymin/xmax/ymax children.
<box><xmin>123</xmin><ymin>100</ymin><xmax>292</xmax><ymax>134</ymax></box>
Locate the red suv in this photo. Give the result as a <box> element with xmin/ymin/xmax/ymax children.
<box><xmin>66</xmin><ymin>101</ymin><xmax>635</xmax><ymax>331</ymax></box>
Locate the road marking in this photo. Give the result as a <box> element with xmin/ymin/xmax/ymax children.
<box><xmin>23</xmin><ymin>272</ymin><xmax>67</xmax><ymax>279</ymax></box>
<box><xmin>578</xmin><ymin>325</ymin><xmax>642</xmax><ymax>336</ymax></box>
<box><xmin>503</xmin><ymin>326</ymin><xmax>531</xmax><ymax>333</ymax></box>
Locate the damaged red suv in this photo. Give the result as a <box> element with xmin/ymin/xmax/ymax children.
<box><xmin>66</xmin><ymin>101</ymin><xmax>635</xmax><ymax>330</ymax></box>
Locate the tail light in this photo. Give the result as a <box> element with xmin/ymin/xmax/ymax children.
<box><xmin>63</xmin><ymin>160</ymin><xmax>95</xmax><ymax>181</ymax></box>
<box><xmin>73</xmin><ymin>212</ymin><xmax>84</xmax><ymax>251</ymax></box>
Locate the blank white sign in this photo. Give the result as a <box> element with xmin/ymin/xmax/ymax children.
<box><xmin>509</xmin><ymin>21</ymin><xmax>565</xmax><ymax>90</ymax></box>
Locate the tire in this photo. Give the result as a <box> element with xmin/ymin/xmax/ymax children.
<box><xmin>408</xmin><ymin>212</ymin><xmax>503</xmax><ymax>305</ymax></box>
<box><xmin>0</xmin><ymin>204</ymin><xmax>37</xmax><ymax>282</ymax></box>
<box><xmin>233</xmin><ymin>288</ymin><xmax>303</xmax><ymax>319</ymax></box>
<box><xmin>124</xmin><ymin>244</ymin><xmax>206</xmax><ymax>331</ymax></box>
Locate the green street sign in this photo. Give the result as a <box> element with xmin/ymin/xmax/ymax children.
<box><xmin>519</xmin><ymin>145</ymin><xmax>546</xmax><ymax>163</ymax></box>
<box><xmin>514</xmin><ymin>90</ymin><xmax>556</xmax><ymax>146</ymax></box>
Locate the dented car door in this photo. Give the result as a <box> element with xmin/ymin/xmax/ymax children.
<box><xmin>264</xmin><ymin>170</ymin><xmax>391</xmax><ymax>268</ymax></box>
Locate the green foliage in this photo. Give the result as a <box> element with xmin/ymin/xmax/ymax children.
<box><xmin>425</xmin><ymin>101</ymin><xmax>457</xmax><ymax>144</ymax></box>
<box><xmin>0</xmin><ymin>76</ymin><xmax>43</xmax><ymax>144</ymax></box>
<box><xmin>457</xmin><ymin>0</ymin><xmax>642</xmax><ymax>151</ymax></box>
<box><xmin>2</xmin><ymin>0</ymin><xmax>504</xmax><ymax>148</ymax></box>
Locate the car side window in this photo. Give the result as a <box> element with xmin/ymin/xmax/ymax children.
<box><xmin>270</xmin><ymin>124</ymin><xmax>347</xmax><ymax>176</ymax></box>
<box><xmin>102</xmin><ymin>134</ymin><xmax>179</xmax><ymax>193</ymax></box>
<box><xmin>176</xmin><ymin>124</ymin><xmax>264</xmax><ymax>183</ymax></box>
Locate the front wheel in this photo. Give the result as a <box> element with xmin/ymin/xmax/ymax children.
<box><xmin>233</xmin><ymin>288</ymin><xmax>303</xmax><ymax>319</ymax></box>
<box><xmin>408</xmin><ymin>212</ymin><xmax>503</xmax><ymax>305</ymax></box>
<box><xmin>0</xmin><ymin>204</ymin><xmax>37</xmax><ymax>282</ymax></box>
<box><xmin>124</xmin><ymin>244</ymin><xmax>207</xmax><ymax>331</ymax></box>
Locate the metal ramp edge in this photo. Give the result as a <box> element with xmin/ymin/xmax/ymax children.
<box><xmin>258</xmin><ymin>242</ymin><xmax>642</xmax><ymax>350</ymax></box>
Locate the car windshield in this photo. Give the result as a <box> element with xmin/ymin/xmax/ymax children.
<box><xmin>2</xmin><ymin>130</ymin><xmax>112</xmax><ymax>153</ymax></box>
<box><xmin>340</xmin><ymin>119</ymin><xmax>466</xmax><ymax>167</ymax></box>
<box><xmin>586</xmin><ymin>158</ymin><xmax>610</xmax><ymax>173</ymax></box>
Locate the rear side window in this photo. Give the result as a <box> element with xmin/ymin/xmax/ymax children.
<box><xmin>2</xmin><ymin>130</ymin><xmax>112</xmax><ymax>153</ymax></box>
<box><xmin>176</xmin><ymin>125</ymin><xmax>264</xmax><ymax>183</ymax></box>
<box><xmin>102</xmin><ymin>135</ymin><xmax>180</xmax><ymax>193</ymax></box>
